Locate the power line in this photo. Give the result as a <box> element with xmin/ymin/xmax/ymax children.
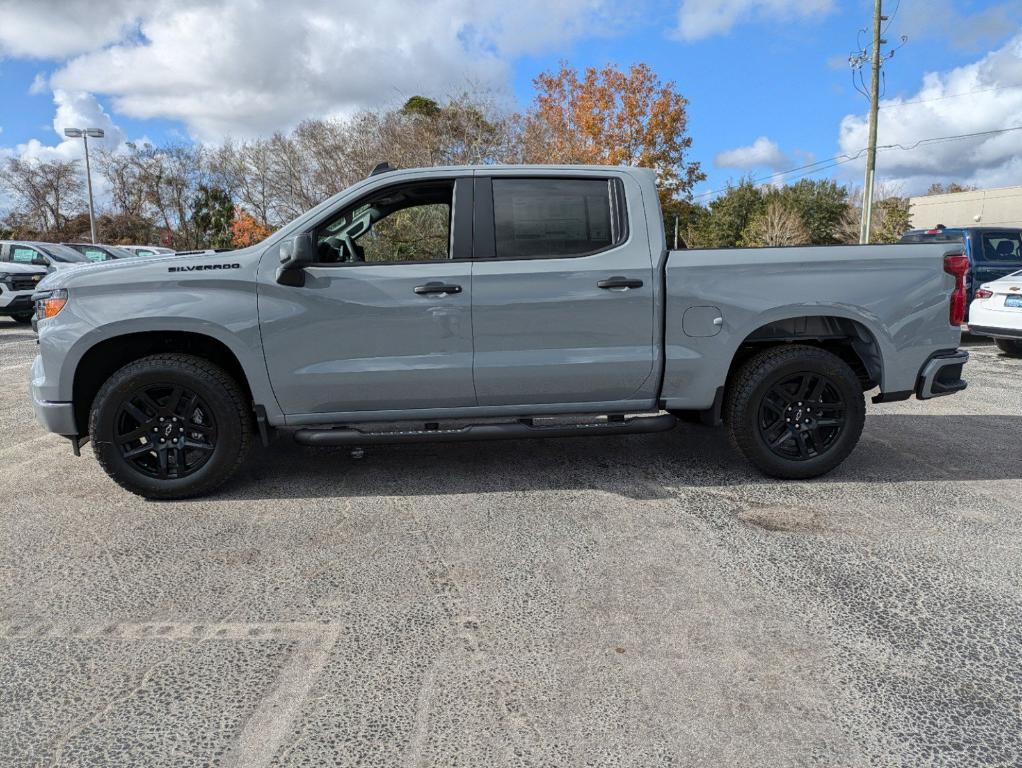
<box><xmin>880</xmin><ymin>82</ymin><xmax>1022</xmax><ymax>109</ymax></box>
<box><xmin>694</xmin><ymin>125</ymin><xmax>1022</xmax><ymax>200</ymax></box>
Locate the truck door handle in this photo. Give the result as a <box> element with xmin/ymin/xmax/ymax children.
<box><xmin>414</xmin><ymin>282</ymin><xmax>462</xmax><ymax>296</ymax></box>
<box><xmin>597</xmin><ymin>277</ymin><xmax>643</xmax><ymax>290</ymax></box>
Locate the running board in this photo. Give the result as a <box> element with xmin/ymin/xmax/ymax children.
<box><xmin>293</xmin><ymin>414</ymin><xmax>677</xmax><ymax>447</ymax></box>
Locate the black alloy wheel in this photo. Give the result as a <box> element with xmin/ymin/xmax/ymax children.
<box><xmin>90</xmin><ymin>353</ymin><xmax>252</xmax><ymax>499</ymax></box>
<box><xmin>114</xmin><ymin>383</ymin><xmax>218</xmax><ymax>479</ymax></box>
<box><xmin>725</xmin><ymin>344</ymin><xmax>866</xmax><ymax>479</ymax></box>
<box><xmin>757</xmin><ymin>372</ymin><xmax>847</xmax><ymax>461</ymax></box>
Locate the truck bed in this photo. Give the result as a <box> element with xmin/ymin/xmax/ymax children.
<box><xmin>659</xmin><ymin>243</ymin><xmax>964</xmax><ymax>410</ymax></box>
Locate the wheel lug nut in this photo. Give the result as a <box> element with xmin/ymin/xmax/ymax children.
<box><xmin>159</xmin><ymin>417</ymin><xmax>165</xmax><ymax>422</ymax></box>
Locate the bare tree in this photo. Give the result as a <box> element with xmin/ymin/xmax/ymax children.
<box><xmin>743</xmin><ymin>201</ymin><xmax>811</xmax><ymax>247</ymax></box>
<box><xmin>0</xmin><ymin>157</ymin><xmax>84</xmax><ymax>235</ymax></box>
<box><xmin>94</xmin><ymin>147</ymin><xmax>148</xmax><ymax>219</ymax></box>
<box><xmin>836</xmin><ymin>183</ymin><xmax>910</xmax><ymax>244</ymax></box>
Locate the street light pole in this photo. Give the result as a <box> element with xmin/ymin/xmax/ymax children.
<box><xmin>64</xmin><ymin>127</ymin><xmax>105</xmax><ymax>244</ymax></box>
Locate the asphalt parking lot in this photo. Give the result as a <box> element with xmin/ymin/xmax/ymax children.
<box><xmin>1</xmin><ymin>318</ymin><xmax>1020</xmax><ymax>768</ymax></box>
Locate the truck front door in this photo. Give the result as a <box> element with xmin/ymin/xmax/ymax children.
<box><xmin>259</xmin><ymin>175</ymin><xmax>477</xmax><ymax>417</ymax></box>
<box><xmin>470</xmin><ymin>173</ymin><xmax>658</xmax><ymax>408</ymax></box>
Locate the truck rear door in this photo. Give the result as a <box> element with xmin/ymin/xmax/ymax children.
<box><xmin>469</xmin><ymin>172</ymin><xmax>658</xmax><ymax>408</ymax></box>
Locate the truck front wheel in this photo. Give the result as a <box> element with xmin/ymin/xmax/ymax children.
<box><xmin>725</xmin><ymin>345</ymin><xmax>866</xmax><ymax>480</ymax></box>
<box><xmin>89</xmin><ymin>354</ymin><xmax>252</xmax><ymax>499</ymax></box>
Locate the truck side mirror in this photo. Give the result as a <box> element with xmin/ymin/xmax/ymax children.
<box><xmin>276</xmin><ymin>233</ymin><xmax>315</xmax><ymax>287</ymax></box>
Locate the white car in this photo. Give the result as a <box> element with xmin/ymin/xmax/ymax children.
<box><xmin>969</xmin><ymin>269</ymin><xmax>1022</xmax><ymax>357</ymax></box>
<box><xmin>0</xmin><ymin>262</ymin><xmax>48</xmax><ymax>324</ymax></box>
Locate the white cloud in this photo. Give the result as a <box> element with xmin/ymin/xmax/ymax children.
<box><xmin>838</xmin><ymin>33</ymin><xmax>1022</xmax><ymax>193</ymax></box>
<box><xmin>0</xmin><ymin>0</ymin><xmax>150</xmax><ymax>59</ymax></box>
<box><xmin>674</xmin><ymin>0</ymin><xmax>833</xmax><ymax>41</ymax></box>
<box><xmin>715</xmin><ymin>136</ymin><xmax>790</xmax><ymax>171</ymax></box>
<box><xmin>895</xmin><ymin>0</ymin><xmax>1021</xmax><ymax>51</ymax></box>
<box><xmin>1</xmin><ymin>0</ymin><xmax>629</xmax><ymax>142</ymax></box>
<box><xmin>14</xmin><ymin>90</ymin><xmax>125</xmax><ymax>164</ymax></box>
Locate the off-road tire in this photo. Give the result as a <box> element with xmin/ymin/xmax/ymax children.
<box><xmin>90</xmin><ymin>354</ymin><xmax>252</xmax><ymax>499</ymax></box>
<box><xmin>725</xmin><ymin>344</ymin><xmax>866</xmax><ymax>479</ymax></box>
<box><xmin>995</xmin><ymin>338</ymin><xmax>1022</xmax><ymax>358</ymax></box>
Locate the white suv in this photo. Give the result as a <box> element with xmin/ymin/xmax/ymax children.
<box><xmin>0</xmin><ymin>262</ymin><xmax>48</xmax><ymax>324</ymax></box>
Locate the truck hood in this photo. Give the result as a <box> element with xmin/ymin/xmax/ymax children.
<box><xmin>37</xmin><ymin>246</ymin><xmax>263</xmax><ymax>291</ymax></box>
<box><xmin>0</xmin><ymin>262</ymin><xmax>48</xmax><ymax>276</ymax></box>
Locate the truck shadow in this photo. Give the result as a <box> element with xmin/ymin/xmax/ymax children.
<box><xmin>222</xmin><ymin>414</ymin><xmax>1022</xmax><ymax>501</ymax></box>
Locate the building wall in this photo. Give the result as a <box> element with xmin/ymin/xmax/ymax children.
<box><xmin>909</xmin><ymin>186</ymin><xmax>1022</xmax><ymax>229</ymax></box>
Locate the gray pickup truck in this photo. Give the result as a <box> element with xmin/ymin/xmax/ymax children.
<box><xmin>30</xmin><ymin>164</ymin><xmax>969</xmax><ymax>499</ymax></box>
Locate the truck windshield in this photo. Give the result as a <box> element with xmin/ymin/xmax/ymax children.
<box><xmin>899</xmin><ymin>229</ymin><xmax>965</xmax><ymax>244</ymax></box>
<box><xmin>40</xmin><ymin>244</ymin><xmax>90</xmax><ymax>262</ymax></box>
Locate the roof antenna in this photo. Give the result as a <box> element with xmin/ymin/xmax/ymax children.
<box><xmin>369</xmin><ymin>162</ymin><xmax>395</xmax><ymax>177</ymax></box>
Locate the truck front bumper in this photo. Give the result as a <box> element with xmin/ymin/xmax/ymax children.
<box><xmin>31</xmin><ymin>355</ymin><xmax>77</xmax><ymax>436</ymax></box>
<box><xmin>32</xmin><ymin>391</ymin><xmax>77</xmax><ymax>436</ymax></box>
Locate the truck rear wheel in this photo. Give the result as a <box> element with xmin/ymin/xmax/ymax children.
<box><xmin>89</xmin><ymin>354</ymin><xmax>252</xmax><ymax>499</ymax></box>
<box><xmin>725</xmin><ymin>345</ymin><xmax>865</xmax><ymax>480</ymax></box>
<box><xmin>995</xmin><ymin>338</ymin><xmax>1022</xmax><ymax>358</ymax></box>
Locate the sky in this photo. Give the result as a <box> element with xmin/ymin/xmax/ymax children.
<box><xmin>1</xmin><ymin>0</ymin><xmax>1021</xmax><ymax>203</ymax></box>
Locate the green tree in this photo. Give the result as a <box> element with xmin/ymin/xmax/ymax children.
<box><xmin>400</xmin><ymin>95</ymin><xmax>442</xmax><ymax>118</ymax></box>
<box><xmin>191</xmin><ymin>185</ymin><xmax>234</xmax><ymax>249</ymax></box>
<box><xmin>661</xmin><ymin>198</ymin><xmax>708</xmax><ymax>248</ymax></box>
<box><xmin>767</xmin><ymin>179</ymin><xmax>850</xmax><ymax>245</ymax></box>
<box><xmin>690</xmin><ymin>179</ymin><xmax>764</xmax><ymax>247</ymax></box>
<box><xmin>871</xmin><ymin>196</ymin><xmax>911</xmax><ymax>243</ymax></box>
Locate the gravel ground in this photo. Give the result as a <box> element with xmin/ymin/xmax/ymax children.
<box><xmin>1</xmin><ymin>318</ymin><xmax>1020</xmax><ymax>768</ymax></box>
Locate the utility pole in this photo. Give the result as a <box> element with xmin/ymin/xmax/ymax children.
<box><xmin>858</xmin><ymin>0</ymin><xmax>884</xmax><ymax>244</ymax></box>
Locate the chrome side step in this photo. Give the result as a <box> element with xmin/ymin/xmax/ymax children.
<box><xmin>293</xmin><ymin>413</ymin><xmax>677</xmax><ymax>447</ymax></box>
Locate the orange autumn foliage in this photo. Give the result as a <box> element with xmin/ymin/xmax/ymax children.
<box><xmin>521</xmin><ymin>63</ymin><xmax>705</xmax><ymax>205</ymax></box>
<box><xmin>231</xmin><ymin>207</ymin><xmax>273</xmax><ymax>247</ymax></box>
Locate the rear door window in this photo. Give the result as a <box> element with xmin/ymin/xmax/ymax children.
<box><xmin>490</xmin><ymin>178</ymin><xmax>626</xmax><ymax>260</ymax></box>
<box><xmin>81</xmin><ymin>247</ymin><xmax>109</xmax><ymax>262</ymax></box>
<box><xmin>979</xmin><ymin>232</ymin><xmax>1022</xmax><ymax>263</ymax></box>
<box><xmin>11</xmin><ymin>246</ymin><xmax>40</xmax><ymax>264</ymax></box>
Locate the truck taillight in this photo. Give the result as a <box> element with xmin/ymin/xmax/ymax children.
<box><xmin>943</xmin><ymin>254</ymin><xmax>969</xmax><ymax>326</ymax></box>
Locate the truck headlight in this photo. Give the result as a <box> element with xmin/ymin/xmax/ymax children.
<box><xmin>35</xmin><ymin>289</ymin><xmax>68</xmax><ymax>320</ymax></box>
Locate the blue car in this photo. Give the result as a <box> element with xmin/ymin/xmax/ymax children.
<box><xmin>900</xmin><ymin>227</ymin><xmax>1022</xmax><ymax>318</ymax></box>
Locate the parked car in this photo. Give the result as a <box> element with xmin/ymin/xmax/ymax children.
<box><xmin>900</xmin><ymin>226</ymin><xmax>1022</xmax><ymax>318</ymax></box>
<box><xmin>121</xmin><ymin>245</ymin><xmax>176</xmax><ymax>257</ymax></box>
<box><xmin>0</xmin><ymin>240</ymin><xmax>91</xmax><ymax>271</ymax></box>
<box><xmin>62</xmin><ymin>242</ymin><xmax>136</xmax><ymax>262</ymax></box>
<box><xmin>30</xmin><ymin>164</ymin><xmax>969</xmax><ymax>499</ymax></box>
<box><xmin>968</xmin><ymin>269</ymin><xmax>1022</xmax><ymax>357</ymax></box>
<box><xmin>0</xmin><ymin>262</ymin><xmax>48</xmax><ymax>324</ymax></box>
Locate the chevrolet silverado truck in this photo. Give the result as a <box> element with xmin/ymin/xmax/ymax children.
<box><xmin>30</xmin><ymin>165</ymin><xmax>969</xmax><ymax>499</ymax></box>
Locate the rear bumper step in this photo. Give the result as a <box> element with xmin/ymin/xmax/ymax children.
<box><xmin>293</xmin><ymin>414</ymin><xmax>678</xmax><ymax>447</ymax></box>
<box><xmin>916</xmin><ymin>349</ymin><xmax>969</xmax><ymax>400</ymax></box>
